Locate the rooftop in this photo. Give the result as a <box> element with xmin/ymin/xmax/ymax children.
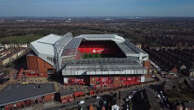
<box><xmin>30</xmin><ymin>34</ymin><xmax>62</xmax><ymax>56</ymax></box>
<box><xmin>117</xmin><ymin>39</ymin><xmax>147</xmax><ymax>55</ymax></box>
<box><xmin>0</xmin><ymin>83</ymin><xmax>56</xmax><ymax>106</ymax></box>
<box><xmin>78</xmin><ymin>34</ymin><xmax>125</xmax><ymax>43</ymax></box>
<box><xmin>36</xmin><ymin>34</ymin><xmax>62</xmax><ymax>44</ymax></box>
<box><xmin>60</xmin><ymin>89</ymin><xmax>74</xmax><ymax>96</ymax></box>
<box><xmin>62</xmin><ymin>58</ymin><xmax>147</xmax><ymax>75</ymax></box>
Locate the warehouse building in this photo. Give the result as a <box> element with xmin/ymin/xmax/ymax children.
<box><xmin>28</xmin><ymin>33</ymin><xmax>150</xmax><ymax>87</ymax></box>
<box><xmin>0</xmin><ymin>83</ymin><xmax>56</xmax><ymax>110</ymax></box>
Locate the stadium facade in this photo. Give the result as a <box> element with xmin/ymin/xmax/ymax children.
<box><xmin>28</xmin><ymin>33</ymin><xmax>150</xmax><ymax>87</ymax></box>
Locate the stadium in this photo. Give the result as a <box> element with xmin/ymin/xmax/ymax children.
<box><xmin>27</xmin><ymin>33</ymin><xmax>150</xmax><ymax>87</ymax></box>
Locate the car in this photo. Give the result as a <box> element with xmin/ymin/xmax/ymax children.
<box><xmin>111</xmin><ymin>104</ymin><xmax>120</xmax><ymax>110</ymax></box>
<box><xmin>157</xmin><ymin>94</ymin><xmax>161</xmax><ymax>99</ymax></box>
<box><xmin>96</xmin><ymin>96</ymin><xmax>101</xmax><ymax>99</ymax></box>
<box><xmin>79</xmin><ymin>100</ymin><xmax>85</xmax><ymax>105</ymax></box>
<box><xmin>125</xmin><ymin>98</ymin><xmax>130</xmax><ymax>102</ymax></box>
<box><xmin>128</xmin><ymin>95</ymin><xmax>133</xmax><ymax>99</ymax></box>
<box><xmin>152</xmin><ymin>75</ymin><xmax>156</xmax><ymax>78</ymax></box>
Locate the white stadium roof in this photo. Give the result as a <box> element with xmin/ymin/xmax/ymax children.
<box><xmin>30</xmin><ymin>34</ymin><xmax>62</xmax><ymax>57</ymax></box>
<box><xmin>30</xmin><ymin>33</ymin><xmax>149</xmax><ymax>71</ymax></box>
<box><xmin>77</xmin><ymin>34</ymin><xmax>125</xmax><ymax>43</ymax></box>
<box><xmin>37</xmin><ymin>34</ymin><xmax>62</xmax><ymax>44</ymax></box>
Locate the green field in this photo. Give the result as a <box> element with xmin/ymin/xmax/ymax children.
<box><xmin>83</xmin><ymin>53</ymin><xmax>102</xmax><ymax>59</ymax></box>
<box><xmin>0</xmin><ymin>35</ymin><xmax>43</xmax><ymax>44</ymax></box>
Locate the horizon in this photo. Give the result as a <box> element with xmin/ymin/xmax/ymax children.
<box><xmin>0</xmin><ymin>0</ymin><xmax>194</xmax><ymax>17</ymax></box>
<box><xmin>1</xmin><ymin>16</ymin><xmax>194</xmax><ymax>18</ymax></box>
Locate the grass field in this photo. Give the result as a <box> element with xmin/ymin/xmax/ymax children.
<box><xmin>83</xmin><ymin>53</ymin><xmax>102</xmax><ymax>59</ymax></box>
<box><xmin>0</xmin><ymin>35</ymin><xmax>43</xmax><ymax>44</ymax></box>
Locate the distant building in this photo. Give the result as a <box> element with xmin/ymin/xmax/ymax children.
<box><xmin>3</xmin><ymin>44</ymin><xmax>28</xmax><ymax>49</ymax></box>
<box><xmin>176</xmin><ymin>105</ymin><xmax>184</xmax><ymax>110</ymax></box>
<box><xmin>0</xmin><ymin>44</ymin><xmax>4</xmax><ymax>52</ymax></box>
<box><xmin>167</xmin><ymin>67</ymin><xmax>178</xmax><ymax>78</ymax></box>
<box><xmin>180</xmin><ymin>64</ymin><xmax>187</xmax><ymax>70</ymax></box>
<box><xmin>184</xmin><ymin>102</ymin><xmax>194</xmax><ymax>110</ymax></box>
<box><xmin>176</xmin><ymin>102</ymin><xmax>194</xmax><ymax>110</ymax></box>
<box><xmin>0</xmin><ymin>48</ymin><xmax>28</xmax><ymax>66</ymax></box>
<box><xmin>169</xmin><ymin>67</ymin><xmax>178</xmax><ymax>74</ymax></box>
<box><xmin>189</xmin><ymin>68</ymin><xmax>194</xmax><ymax>77</ymax></box>
<box><xmin>179</xmin><ymin>64</ymin><xmax>189</xmax><ymax>75</ymax></box>
<box><xmin>136</xmin><ymin>43</ymin><xmax>142</xmax><ymax>49</ymax></box>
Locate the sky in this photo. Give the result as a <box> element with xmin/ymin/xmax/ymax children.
<box><xmin>0</xmin><ymin>0</ymin><xmax>194</xmax><ymax>17</ymax></box>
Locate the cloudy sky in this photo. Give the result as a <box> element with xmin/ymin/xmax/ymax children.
<box><xmin>0</xmin><ymin>0</ymin><xmax>194</xmax><ymax>17</ymax></box>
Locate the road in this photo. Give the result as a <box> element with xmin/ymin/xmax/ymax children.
<box><xmin>44</xmin><ymin>78</ymin><xmax>164</xmax><ymax>110</ymax></box>
<box><xmin>45</xmin><ymin>97</ymin><xmax>98</xmax><ymax>110</ymax></box>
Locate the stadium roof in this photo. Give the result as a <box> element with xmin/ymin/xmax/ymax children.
<box><xmin>30</xmin><ymin>33</ymin><xmax>149</xmax><ymax>71</ymax></box>
<box><xmin>37</xmin><ymin>34</ymin><xmax>61</xmax><ymax>44</ymax></box>
<box><xmin>117</xmin><ymin>39</ymin><xmax>147</xmax><ymax>56</ymax></box>
<box><xmin>30</xmin><ymin>33</ymin><xmax>73</xmax><ymax>66</ymax></box>
<box><xmin>63</xmin><ymin>37</ymin><xmax>83</xmax><ymax>50</ymax></box>
<box><xmin>0</xmin><ymin>83</ymin><xmax>56</xmax><ymax>106</ymax></box>
<box><xmin>62</xmin><ymin>58</ymin><xmax>147</xmax><ymax>75</ymax></box>
<box><xmin>77</xmin><ymin>34</ymin><xmax>125</xmax><ymax>43</ymax></box>
<box><xmin>31</xmin><ymin>34</ymin><xmax>62</xmax><ymax>56</ymax></box>
<box><xmin>31</xmin><ymin>33</ymin><xmax>147</xmax><ymax>58</ymax></box>
<box><xmin>54</xmin><ymin>32</ymin><xmax>73</xmax><ymax>55</ymax></box>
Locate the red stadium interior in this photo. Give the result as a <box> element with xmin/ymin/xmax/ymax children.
<box><xmin>78</xmin><ymin>40</ymin><xmax>126</xmax><ymax>58</ymax></box>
